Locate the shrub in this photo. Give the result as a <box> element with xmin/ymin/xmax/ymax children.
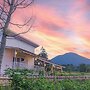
<box><xmin>4</xmin><ymin>68</ymin><xmax>90</xmax><ymax>90</ymax></box>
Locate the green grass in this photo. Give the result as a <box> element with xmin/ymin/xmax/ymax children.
<box><xmin>0</xmin><ymin>79</ymin><xmax>90</xmax><ymax>90</ymax></box>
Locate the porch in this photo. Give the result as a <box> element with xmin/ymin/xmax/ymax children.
<box><xmin>1</xmin><ymin>47</ymin><xmax>36</xmax><ymax>74</ymax></box>
<box><xmin>12</xmin><ymin>48</ymin><xmax>36</xmax><ymax>69</ymax></box>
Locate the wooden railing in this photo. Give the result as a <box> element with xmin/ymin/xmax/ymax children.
<box><xmin>0</xmin><ymin>77</ymin><xmax>11</xmax><ymax>86</ymax></box>
<box><xmin>1</xmin><ymin>75</ymin><xmax>90</xmax><ymax>80</ymax></box>
<box><xmin>13</xmin><ymin>62</ymin><xmax>27</xmax><ymax>69</ymax></box>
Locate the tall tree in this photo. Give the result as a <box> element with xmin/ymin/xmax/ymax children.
<box><xmin>79</xmin><ymin>64</ymin><xmax>87</xmax><ymax>72</ymax></box>
<box><xmin>0</xmin><ymin>0</ymin><xmax>34</xmax><ymax>73</ymax></box>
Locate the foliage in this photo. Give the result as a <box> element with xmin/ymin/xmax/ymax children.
<box><xmin>5</xmin><ymin>68</ymin><xmax>34</xmax><ymax>90</ymax></box>
<box><xmin>4</xmin><ymin>68</ymin><xmax>90</xmax><ymax>90</ymax></box>
<box><xmin>60</xmin><ymin>79</ymin><xmax>90</xmax><ymax>90</ymax></box>
<box><xmin>63</xmin><ymin>64</ymin><xmax>90</xmax><ymax>72</ymax></box>
<box><xmin>79</xmin><ymin>64</ymin><xmax>87</xmax><ymax>72</ymax></box>
<box><xmin>39</xmin><ymin>70</ymin><xmax>44</xmax><ymax>76</ymax></box>
<box><xmin>45</xmin><ymin>64</ymin><xmax>52</xmax><ymax>72</ymax></box>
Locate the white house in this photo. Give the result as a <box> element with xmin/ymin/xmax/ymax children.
<box><xmin>0</xmin><ymin>33</ymin><xmax>39</xmax><ymax>74</ymax></box>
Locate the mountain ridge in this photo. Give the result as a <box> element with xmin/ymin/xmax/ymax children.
<box><xmin>51</xmin><ymin>52</ymin><xmax>90</xmax><ymax>65</ymax></box>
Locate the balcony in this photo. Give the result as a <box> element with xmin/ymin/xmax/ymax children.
<box><xmin>12</xmin><ymin>62</ymin><xmax>27</xmax><ymax>69</ymax></box>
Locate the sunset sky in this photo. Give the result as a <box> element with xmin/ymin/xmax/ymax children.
<box><xmin>10</xmin><ymin>0</ymin><xmax>90</xmax><ymax>59</ymax></box>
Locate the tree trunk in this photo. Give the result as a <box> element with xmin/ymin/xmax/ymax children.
<box><xmin>0</xmin><ymin>32</ymin><xmax>6</xmax><ymax>74</ymax></box>
<box><xmin>0</xmin><ymin>2</ymin><xmax>14</xmax><ymax>74</ymax></box>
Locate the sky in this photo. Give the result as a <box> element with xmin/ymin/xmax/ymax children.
<box><xmin>10</xmin><ymin>0</ymin><xmax>90</xmax><ymax>59</ymax></box>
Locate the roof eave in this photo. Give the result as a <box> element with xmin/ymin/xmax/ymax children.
<box><xmin>14</xmin><ymin>35</ymin><xmax>39</xmax><ymax>48</ymax></box>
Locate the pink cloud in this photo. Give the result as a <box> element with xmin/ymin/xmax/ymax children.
<box><xmin>7</xmin><ymin>0</ymin><xmax>90</xmax><ymax>59</ymax></box>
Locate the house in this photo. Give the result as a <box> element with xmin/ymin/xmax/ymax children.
<box><xmin>35</xmin><ymin>56</ymin><xmax>64</xmax><ymax>72</ymax></box>
<box><xmin>34</xmin><ymin>47</ymin><xmax>64</xmax><ymax>75</ymax></box>
<box><xmin>0</xmin><ymin>32</ymin><xmax>39</xmax><ymax>74</ymax></box>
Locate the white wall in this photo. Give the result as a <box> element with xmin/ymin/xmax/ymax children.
<box><xmin>6</xmin><ymin>37</ymin><xmax>35</xmax><ymax>53</ymax></box>
<box><xmin>1</xmin><ymin>49</ymin><xmax>35</xmax><ymax>74</ymax></box>
<box><xmin>0</xmin><ymin>35</ymin><xmax>36</xmax><ymax>74</ymax></box>
<box><xmin>1</xmin><ymin>49</ymin><xmax>14</xmax><ymax>74</ymax></box>
<box><xmin>25</xmin><ymin>55</ymin><xmax>34</xmax><ymax>69</ymax></box>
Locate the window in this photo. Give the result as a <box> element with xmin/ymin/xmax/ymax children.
<box><xmin>13</xmin><ymin>57</ymin><xmax>25</xmax><ymax>68</ymax></box>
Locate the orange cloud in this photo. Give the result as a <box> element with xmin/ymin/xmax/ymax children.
<box><xmin>8</xmin><ymin>0</ymin><xmax>90</xmax><ymax>59</ymax></box>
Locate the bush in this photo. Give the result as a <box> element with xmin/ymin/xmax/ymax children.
<box><xmin>4</xmin><ymin>68</ymin><xmax>90</xmax><ymax>90</ymax></box>
<box><xmin>5</xmin><ymin>68</ymin><xmax>34</xmax><ymax>90</ymax></box>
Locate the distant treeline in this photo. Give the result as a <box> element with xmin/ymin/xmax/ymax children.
<box><xmin>63</xmin><ymin>64</ymin><xmax>90</xmax><ymax>72</ymax></box>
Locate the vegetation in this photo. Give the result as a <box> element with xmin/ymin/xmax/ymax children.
<box><xmin>0</xmin><ymin>79</ymin><xmax>90</xmax><ymax>90</ymax></box>
<box><xmin>1</xmin><ymin>68</ymin><xmax>89</xmax><ymax>90</ymax></box>
<box><xmin>63</xmin><ymin>64</ymin><xmax>90</xmax><ymax>72</ymax></box>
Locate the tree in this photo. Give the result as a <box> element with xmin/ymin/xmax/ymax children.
<box><xmin>86</xmin><ymin>65</ymin><xmax>90</xmax><ymax>72</ymax></box>
<box><xmin>63</xmin><ymin>64</ymin><xmax>74</xmax><ymax>72</ymax></box>
<box><xmin>39</xmin><ymin>47</ymin><xmax>48</xmax><ymax>59</ymax></box>
<box><xmin>79</xmin><ymin>64</ymin><xmax>87</xmax><ymax>72</ymax></box>
<box><xmin>0</xmin><ymin>0</ymin><xmax>34</xmax><ymax>73</ymax></box>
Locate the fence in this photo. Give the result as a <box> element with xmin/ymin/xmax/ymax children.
<box><xmin>0</xmin><ymin>75</ymin><xmax>90</xmax><ymax>83</ymax></box>
<box><xmin>0</xmin><ymin>76</ymin><xmax>90</xmax><ymax>90</ymax></box>
<box><xmin>0</xmin><ymin>77</ymin><xmax>11</xmax><ymax>86</ymax></box>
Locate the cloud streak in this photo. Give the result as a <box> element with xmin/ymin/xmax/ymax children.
<box><xmin>9</xmin><ymin>0</ymin><xmax>90</xmax><ymax>59</ymax></box>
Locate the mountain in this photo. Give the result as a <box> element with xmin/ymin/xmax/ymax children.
<box><xmin>51</xmin><ymin>52</ymin><xmax>90</xmax><ymax>65</ymax></box>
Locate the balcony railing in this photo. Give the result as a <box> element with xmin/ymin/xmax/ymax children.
<box><xmin>12</xmin><ymin>62</ymin><xmax>27</xmax><ymax>69</ymax></box>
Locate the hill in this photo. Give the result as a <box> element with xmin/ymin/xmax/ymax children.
<box><xmin>51</xmin><ymin>52</ymin><xmax>90</xmax><ymax>65</ymax></box>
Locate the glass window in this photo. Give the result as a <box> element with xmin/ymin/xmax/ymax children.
<box><xmin>21</xmin><ymin>58</ymin><xmax>24</xmax><ymax>62</ymax></box>
<box><xmin>17</xmin><ymin>58</ymin><xmax>20</xmax><ymax>62</ymax></box>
